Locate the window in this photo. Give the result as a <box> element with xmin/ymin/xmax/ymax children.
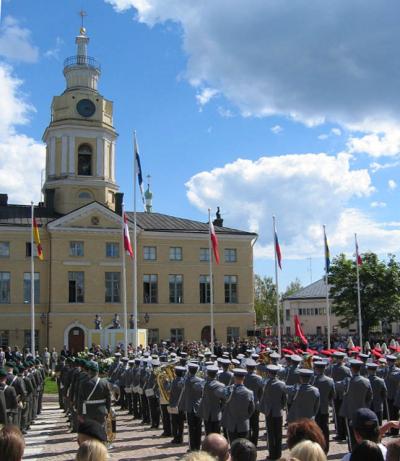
<box><xmin>286</xmin><ymin>326</ymin><xmax>291</xmax><ymax>335</ymax></box>
<box><xmin>170</xmin><ymin>328</ymin><xmax>184</xmax><ymax>343</ymax></box>
<box><xmin>227</xmin><ymin>327</ymin><xmax>240</xmax><ymax>342</ymax></box>
<box><xmin>105</xmin><ymin>272</ymin><xmax>120</xmax><ymax>303</ymax></box>
<box><xmin>144</xmin><ymin>246</ymin><xmax>156</xmax><ymax>261</ymax></box>
<box><xmin>224</xmin><ymin>248</ymin><xmax>237</xmax><ymax>263</ymax></box>
<box><xmin>23</xmin><ymin>273</ymin><xmax>40</xmax><ymax>304</ymax></box>
<box><xmin>24</xmin><ymin>330</ymin><xmax>39</xmax><ymax>351</ymax></box>
<box><xmin>148</xmin><ymin>328</ymin><xmax>159</xmax><ymax>345</ymax></box>
<box><xmin>316</xmin><ymin>326</ymin><xmax>322</xmax><ymax>335</ymax></box>
<box><xmin>224</xmin><ymin>275</ymin><xmax>238</xmax><ymax>303</ymax></box>
<box><xmin>200</xmin><ymin>248</ymin><xmax>210</xmax><ymax>261</ymax></box>
<box><xmin>0</xmin><ymin>242</ymin><xmax>10</xmax><ymax>258</ymax></box>
<box><xmin>69</xmin><ymin>241</ymin><xmax>84</xmax><ymax>257</ymax></box>
<box><xmin>143</xmin><ymin>274</ymin><xmax>158</xmax><ymax>303</ymax></box>
<box><xmin>169</xmin><ymin>247</ymin><xmax>182</xmax><ymax>261</ymax></box>
<box><xmin>285</xmin><ymin>309</ymin><xmax>290</xmax><ymax>321</ymax></box>
<box><xmin>78</xmin><ymin>191</ymin><xmax>92</xmax><ymax>200</ymax></box>
<box><xmin>0</xmin><ymin>330</ymin><xmax>9</xmax><ymax>348</ymax></box>
<box><xmin>25</xmin><ymin>242</ymin><xmax>38</xmax><ymax>258</ymax></box>
<box><xmin>68</xmin><ymin>272</ymin><xmax>84</xmax><ymax>303</ymax></box>
<box><xmin>199</xmin><ymin>275</ymin><xmax>211</xmax><ymax>304</ymax></box>
<box><xmin>0</xmin><ymin>272</ymin><xmax>10</xmax><ymax>304</ymax></box>
<box><xmin>106</xmin><ymin>242</ymin><xmax>119</xmax><ymax>258</ymax></box>
<box><xmin>169</xmin><ymin>275</ymin><xmax>183</xmax><ymax>303</ymax></box>
<box><xmin>78</xmin><ymin>143</ymin><xmax>92</xmax><ymax>176</ymax></box>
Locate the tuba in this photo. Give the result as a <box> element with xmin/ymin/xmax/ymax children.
<box><xmin>106</xmin><ymin>408</ymin><xmax>116</xmax><ymax>446</ymax></box>
<box><xmin>155</xmin><ymin>363</ymin><xmax>175</xmax><ymax>404</ymax></box>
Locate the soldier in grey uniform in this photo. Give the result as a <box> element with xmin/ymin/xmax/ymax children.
<box><xmin>337</xmin><ymin>359</ymin><xmax>372</xmax><ymax>450</ymax></box>
<box><xmin>124</xmin><ymin>360</ymin><xmax>135</xmax><ymax>415</ymax></box>
<box><xmin>169</xmin><ymin>365</ymin><xmax>186</xmax><ymax>444</ymax></box>
<box><xmin>385</xmin><ymin>355</ymin><xmax>400</xmax><ymax>435</ymax></box>
<box><xmin>218</xmin><ymin>359</ymin><xmax>233</xmax><ymax>386</ymax></box>
<box><xmin>139</xmin><ymin>358</ymin><xmax>151</xmax><ymax>424</ymax></box>
<box><xmin>313</xmin><ymin>361</ymin><xmax>335</xmax><ymax>452</ymax></box>
<box><xmin>77</xmin><ymin>361</ymin><xmax>111</xmax><ymax>426</ymax></box>
<box><xmin>183</xmin><ymin>362</ymin><xmax>204</xmax><ymax>451</ymax></box>
<box><xmin>327</xmin><ymin>351</ymin><xmax>351</xmax><ymax>441</ymax></box>
<box><xmin>199</xmin><ymin>365</ymin><xmax>225</xmax><ymax>435</ymax></box>
<box><xmin>286</xmin><ymin>368</ymin><xmax>320</xmax><ymax>423</ymax></box>
<box><xmin>132</xmin><ymin>358</ymin><xmax>142</xmax><ymax>420</ymax></box>
<box><xmin>261</xmin><ymin>364</ymin><xmax>286</xmax><ymax>461</ymax></box>
<box><xmin>358</xmin><ymin>353</ymin><xmax>370</xmax><ymax>377</ymax></box>
<box><xmin>244</xmin><ymin>359</ymin><xmax>263</xmax><ymax>446</ymax></box>
<box><xmin>0</xmin><ymin>388</ymin><xmax>6</xmax><ymax>426</ymax></box>
<box><xmin>367</xmin><ymin>362</ymin><xmax>387</xmax><ymax>425</ymax></box>
<box><xmin>221</xmin><ymin>368</ymin><xmax>255</xmax><ymax>443</ymax></box>
<box><xmin>283</xmin><ymin>355</ymin><xmax>301</xmax><ymax>386</ymax></box>
<box><xmin>7</xmin><ymin>365</ymin><xmax>27</xmax><ymax>430</ymax></box>
<box><xmin>146</xmin><ymin>358</ymin><xmax>161</xmax><ymax>429</ymax></box>
<box><xmin>0</xmin><ymin>367</ymin><xmax>18</xmax><ymax>424</ymax></box>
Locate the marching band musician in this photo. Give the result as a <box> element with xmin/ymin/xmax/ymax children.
<box><xmin>286</xmin><ymin>369</ymin><xmax>320</xmax><ymax>423</ymax></box>
<box><xmin>132</xmin><ymin>358</ymin><xmax>142</xmax><ymax>420</ymax></box>
<box><xmin>384</xmin><ymin>354</ymin><xmax>400</xmax><ymax>435</ymax></box>
<box><xmin>139</xmin><ymin>358</ymin><xmax>151</xmax><ymax>425</ymax></box>
<box><xmin>168</xmin><ymin>365</ymin><xmax>186</xmax><ymax>444</ymax></box>
<box><xmin>6</xmin><ymin>363</ymin><xmax>27</xmax><ymax>430</ymax></box>
<box><xmin>367</xmin><ymin>362</ymin><xmax>387</xmax><ymax>425</ymax></box>
<box><xmin>183</xmin><ymin>362</ymin><xmax>204</xmax><ymax>451</ymax></box>
<box><xmin>218</xmin><ymin>359</ymin><xmax>233</xmax><ymax>386</ymax></box>
<box><xmin>243</xmin><ymin>358</ymin><xmax>263</xmax><ymax>446</ymax></box>
<box><xmin>159</xmin><ymin>355</ymin><xmax>172</xmax><ymax>438</ymax></box>
<box><xmin>146</xmin><ymin>358</ymin><xmax>161</xmax><ymax>429</ymax></box>
<box><xmin>0</xmin><ymin>367</ymin><xmax>18</xmax><ymax>424</ymax></box>
<box><xmin>124</xmin><ymin>359</ymin><xmax>135</xmax><ymax>415</ymax></box>
<box><xmin>198</xmin><ymin>365</ymin><xmax>225</xmax><ymax>435</ymax></box>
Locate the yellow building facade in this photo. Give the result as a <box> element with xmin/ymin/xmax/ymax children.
<box><xmin>0</xmin><ymin>27</ymin><xmax>256</xmax><ymax>353</ymax></box>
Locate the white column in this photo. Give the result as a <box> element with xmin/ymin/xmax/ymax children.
<box><xmin>61</xmin><ymin>136</ymin><xmax>68</xmax><ymax>175</ymax></box>
<box><xmin>68</xmin><ymin>135</ymin><xmax>75</xmax><ymax>174</ymax></box>
<box><xmin>96</xmin><ymin>137</ymin><xmax>104</xmax><ymax>177</ymax></box>
<box><xmin>110</xmin><ymin>141</ymin><xmax>116</xmax><ymax>182</ymax></box>
<box><xmin>49</xmin><ymin>136</ymin><xmax>56</xmax><ymax>176</ymax></box>
<box><xmin>104</xmin><ymin>141</ymin><xmax>110</xmax><ymax>179</ymax></box>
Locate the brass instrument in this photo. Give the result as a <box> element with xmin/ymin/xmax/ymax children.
<box><xmin>302</xmin><ymin>355</ymin><xmax>313</xmax><ymax>369</ymax></box>
<box><xmin>106</xmin><ymin>408</ymin><xmax>116</xmax><ymax>446</ymax></box>
<box><xmin>155</xmin><ymin>363</ymin><xmax>175</xmax><ymax>404</ymax></box>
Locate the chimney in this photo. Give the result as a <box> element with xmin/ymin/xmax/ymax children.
<box><xmin>45</xmin><ymin>189</ymin><xmax>55</xmax><ymax>214</ymax></box>
<box><xmin>213</xmin><ymin>206</ymin><xmax>223</xmax><ymax>227</ymax></box>
<box><xmin>0</xmin><ymin>194</ymin><xmax>8</xmax><ymax>206</ymax></box>
<box><xmin>115</xmin><ymin>192</ymin><xmax>124</xmax><ymax>216</ymax></box>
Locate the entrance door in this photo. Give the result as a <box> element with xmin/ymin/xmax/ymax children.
<box><xmin>201</xmin><ymin>326</ymin><xmax>216</xmax><ymax>344</ymax></box>
<box><xmin>68</xmin><ymin>327</ymin><xmax>85</xmax><ymax>353</ymax></box>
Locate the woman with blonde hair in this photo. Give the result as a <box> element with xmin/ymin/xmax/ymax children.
<box><xmin>290</xmin><ymin>439</ymin><xmax>327</xmax><ymax>461</ymax></box>
<box><xmin>76</xmin><ymin>439</ymin><xmax>109</xmax><ymax>461</ymax></box>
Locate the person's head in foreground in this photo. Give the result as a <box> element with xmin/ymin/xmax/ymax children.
<box><xmin>0</xmin><ymin>425</ymin><xmax>25</xmax><ymax>461</ymax></box>
<box><xmin>201</xmin><ymin>433</ymin><xmax>230</xmax><ymax>461</ymax></box>
<box><xmin>287</xmin><ymin>419</ymin><xmax>326</xmax><ymax>451</ymax></box>
<box><xmin>181</xmin><ymin>452</ymin><xmax>216</xmax><ymax>461</ymax></box>
<box><xmin>77</xmin><ymin>419</ymin><xmax>107</xmax><ymax>446</ymax></box>
<box><xmin>351</xmin><ymin>408</ymin><xmax>380</xmax><ymax>444</ymax></box>
<box><xmin>230</xmin><ymin>438</ymin><xmax>257</xmax><ymax>461</ymax></box>
<box><xmin>386</xmin><ymin>438</ymin><xmax>400</xmax><ymax>461</ymax></box>
<box><xmin>350</xmin><ymin>440</ymin><xmax>384</xmax><ymax>461</ymax></box>
<box><xmin>290</xmin><ymin>440</ymin><xmax>327</xmax><ymax>461</ymax></box>
<box><xmin>75</xmin><ymin>439</ymin><xmax>109</xmax><ymax>461</ymax></box>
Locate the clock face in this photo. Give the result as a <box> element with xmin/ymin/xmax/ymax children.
<box><xmin>76</xmin><ymin>99</ymin><xmax>96</xmax><ymax>117</ymax></box>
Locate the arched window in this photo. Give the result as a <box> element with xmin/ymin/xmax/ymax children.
<box><xmin>78</xmin><ymin>144</ymin><xmax>92</xmax><ymax>176</ymax></box>
<box><xmin>78</xmin><ymin>190</ymin><xmax>93</xmax><ymax>200</ymax></box>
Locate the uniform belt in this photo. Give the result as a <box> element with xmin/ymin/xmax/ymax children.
<box><xmin>84</xmin><ymin>399</ymin><xmax>106</xmax><ymax>405</ymax></box>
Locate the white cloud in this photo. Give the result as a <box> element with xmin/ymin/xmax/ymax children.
<box><xmin>186</xmin><ymin>152</ymin><xmax>379</xmax><ymax>259</ymax></box>
<box><xmin>0</xmin><ymin>16</ymin><xmax>39</xmax><ymax>62</ymax></box>
<box><xmin>388</xmin><ymin>179</ymin><xmax>397</xmax><ymax>190</ymax></box>
<box><xmin>347</xmin><ymin>125</ymin><xmax>400</xmax><ymax>157</ymax></box>
<box><xmin>331</xmin><ymin>128</ymin><xmax>342</xmax><ymax>136</ymax></box>
<box><xmin>217</xmin><ymin>106</ymin><xmax>233</xmax><ymax>118</ymax></box>
<box><xmin>369</xmin><ymin>160</ymin><xmax>400</xmax><ymax>173</ymax></box>
<box><xmin>0</xmin><ymin>63</ymin><xmax>44</xmax><ymax>203</ymax></box>
<box><xmin>370</xmin><ymin>201</ymin><xmax>387</xmax><ymax>208</ymax></box>
<box><xmin>106</xmin><ymin>1</ymin><xmax>400</xmax><ymax>144</ymax></box>
<box><xmin>318</xmin><ymin>134</ymin><xmax>329</xmax><ymax>140</ymax></box>
<box><xmin>196</xmin><ymin>87</ymin><xmax>218</xmax><ymax>108</ymax></box>
<box><xmin>271</xmin><ymin>125</ymin><xmax>283</xmax><ymax>134</ymax></box>
<box><xmin>44</xmin><ymin>36</ymin><xmax>63</xmax><ymax>61</ymax></box>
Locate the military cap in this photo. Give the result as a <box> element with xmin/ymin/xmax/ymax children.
<box><xmin>206</xmin><ymin>365</ymin><xmax>219</xmax><ymax>373</ymax></box>
<box><xmin>174</xmin><ymin>366</ymin><xmax>186</xmax><ymax>373</ymax></box>
<box><xmin>245</xmin><ymin>359</ymin><xmax>257</xmax><ymax>368</ymax></box>
<box><xmin>198</xmin><ymin>354</ymin><xmax>205</xmax><ymax>359</ymax></box>
<box><xmin>233</xmin><ymin>368</ymin><xmax>247</xmax><ymax>377</ymax></box>
<box><xmin>205</xmin><ymin>361</ymin><xmax>214</xmax><ymax>366</ymax></box>
<box><xmin>0</xmin><ymin>368</ymin><xmax>7</xmax><ymax>378</ymax></box>
<box><xmin>378</xmin><ymin>358</ymin><xmax>387</xmax><ymax>363</ymax></box>
<box><xmin>266</xmin><ymin>364</ymin><xmax>280</xmax><ymax>373</ymax></box>
<box><xmin>170</xmin><ymin>352</ymin><xmax>177</xmax><ymax>358</ymax></box>
<box><xmin>114</xmin><ymin>352</ymin><xmax>121</xmax><ymax>357</ymax></box>
<box><xmin>386</xmin><ymin>355</ymin><xmax>397</xmax><ymax>361</ymax></box>
<box><xmin>246</xmin><ymin>349</ymin><xmax>253</xmax><ymax>354</ymax></box>
<box><xmin>180</xmin><ymin>352</ymin><xmax>188</xmax><ymax>358</ymax></box>
<box><xmin>237</xmin><ymin>354</ymin><xmax>245</xmax><ymax>359</ymax></box>
<box><xmin>220</xmin><ymin>358</ymin><xmax>231</xmax><ymax>365</ymax></box>
<box><xmin>270</xmin><ymin>352</ymin><xmax>281</xmax><ymax>360</ymax></box>
<box><xmin>366</xmin><ymin>363</ymin><xmax>378</xmax><ymax>369</ymax></box>
<box><xmin>87</xmin><ymin>352</ymin><xmax>94</xmax><ymax>358</ymax></box>
<box><xmin>211</xmin><ymin>355</ymin><xmax>217</xmax><ymax>360</ymax></box>
<box><xmin>152</xmin><ymin>359</ymin><xmax>160</xmax><ymax>366</ymax></box>
<box><xmin>251</xmin><ymin>354</ymin><xmax>260</xmax><ymax>360</ymax></box>
<box><xmin>128</xmin><ymin>360</ymin><xmax>135</xmax><ymax>365</ymax></box>
<box><xmin>134</xmin><ymin>358</ymin><xmax>141</xmax><ymax>363</ymax></box>
<box><xmin>86</xmin><ymin>361</ymin><xmax>99</xmax><ymax>372</ymax></box>
<box><xmin>232</xmin><ymin>359</ymin><xmax>240</xmax><ymax>366</ymax></box>
<box><xmin>290</xmin><ymin>355</ymin><xmax>302</xmax><ymax>363</ymax></box>
<box><xmin>313</xmin><ymin>361</ymin><xmax>327</xmax><ymax>368</ymax></box>
<box><xmin>78</xmin><ymin>419</ymin><xmax>107</xmax><ymax>442</ymax></box>
<box><xmin>349</xmin><ymin>359</ymin><xmax>363</xmax><ymax>367</ymax></box>
<box><xmin>298</xmin><ymin>368</ymin><xmax>314</xmax><ymax>377</ymax></box>
<box><xmin>17</xmin><ymin>365</ymin><xmax>25</xmax><ymax>373</ymax></box>
<box><xmin>121</xmin><ymin>357</ymin><xmax>129</xmax><ymax>362</ymax></box>
<box><xmin>332</xmin><ymin>351</ymin><xmax>346</xmax><ymax>358</ymax></box>
<box><xmin>188</xmin><ymin>362</ymin><xmax>199</xmax><ymax>370</ymax></box>
<box><xmin>359</xmin><ymin>353</ymin><xmax>369</xmax><ymax>360</ymax></box>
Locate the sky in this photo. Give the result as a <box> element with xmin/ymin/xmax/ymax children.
<box><xmin>1</xmin><ymin>0</ymin><xmax>400</xmax><ymax>290</ymax></box>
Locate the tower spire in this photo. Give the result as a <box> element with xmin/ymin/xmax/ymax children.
<box><xmin>79</xmin><ymin>10</ymin><xmax>87</xmax><ymax>35</ymax></box>
<box><xmin>145</xmin><ymin>175</ymin><xmax>153</xmax><ymax>213</ymax></box>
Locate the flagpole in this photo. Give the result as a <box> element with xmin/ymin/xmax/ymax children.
<box><xmin>208</xmin><ymin>209</ymin><xmax>214</xmax><ymax>354</ymax></box>
<box><xmin>355</xmin><ymin>233</ymin><xmax>363</xmax><ymax>350</ymax></box>
<box><xmin>121</xmin><ymin>204</ymin><xmax>129</xmax><ymax>356</ymax></box>
<box><xmin>323</xmin><ymin>225</ymin><xmax>331</xmax><ymax>350</ymax></box>
<box><xmin>30</xmin><ymin>202</ymin><xmax>36</xmax><ymax>358</ymax></box>
<box><xmin>273</xmin><ymin>216</ymin><xmax>281</xmax><ymax>355</ymax></box>
<box><xmin>133</xmin><ymin>131</ymin><xmax>138</xmax><ymax>349</ymax></box>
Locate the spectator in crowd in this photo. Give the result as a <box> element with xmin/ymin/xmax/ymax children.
<box><xmin>230</xmin><ymin>438</ymin><xmax>257</xmax><ymax>461</ymax></box>
<box><xmin>341</xmin><ymin>408</ymin><xmax>386</xmax><ymax>461</ymax></box>
<box><xmin>290</xmin><ymin>440</ymin><xmax>327</xmax><ymax>461</ymax></box>
<box><xmin>0</xmin><ymin>425</ymin><xmax>25</xmax><ymax>461</ymax></box>
<box><xmin>286</xmin><ymin>419</ymin><xmax>326</xmax><ymax>451</ymax></box>
<box><xmin>386</xmin><ymin>438</ymin><xmax>400</xmax><ymax>461</ymax></box>
<box><xmin>201</xmin><ymin>433</ymin><xmax>230</xmax><ymax>461</ymax></box>
<box><xmin>181</xmin><ymin>453</ymin><xmax>216</xmax><ymax>461</ymax></box>
<box><xmin>350</xmin><ymin>440</ymin><xmax>384</xmax><ymax>461</ymax></box>
<box><xmin>75</xmin><ymin>439</ymin><xmax>109</xmax><ymax>461</ymax></box>
<box><xmin>77</xmin><ymin>419</ymin><xmax>107</xmax><ymax>446</ymax></box>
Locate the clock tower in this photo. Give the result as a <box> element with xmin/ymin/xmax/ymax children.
<box><xmin>42</xmin><ymin>25</ymin><xmax>119</xmax><ymax>214</ymax></box>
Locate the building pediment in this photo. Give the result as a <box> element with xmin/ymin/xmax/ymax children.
<box><xmin>47</xmin><ymin>201</ymin><xmax>133</xmax><ymax>233</ymax></box>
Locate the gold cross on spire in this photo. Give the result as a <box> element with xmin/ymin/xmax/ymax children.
<box><xmin>79</xmin><ymin>10</ymin><xmax>87</xmax><ymax>34</ymax></box>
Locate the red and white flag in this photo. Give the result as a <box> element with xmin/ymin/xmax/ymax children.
<box><xmin>209</xmin><ymin>220</ymin><xmax>220</xmax><ymax>264</ymax></box>
<box><xmin>355</xmin><ymin>234</ymin><xmax>362</xmax><ymax>266</ymax></box>
<box><xmin>123</xmin><ymin>213</ymin><xmax>133</xmax><ymax>257</ymax></box>
<box><xmin>274</xmin><ymin>221</ymin><xmax>282</xmax><ymax>270</ymax></box>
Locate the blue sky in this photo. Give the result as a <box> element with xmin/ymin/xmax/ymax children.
<box><xmin>1</xmin><ymin>0</ymin><xmax>400</xmax><ymax>290</ymax></box>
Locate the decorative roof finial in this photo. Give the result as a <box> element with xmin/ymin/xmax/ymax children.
<box><xmin>79</xmin><ymin>10</ymin><xmax>87</xmax><ymax>35</ymax></box>
<box><xmin>145</xmin><ymin>175</ymin><xmax>153</xmax><ymax>213</ymax></box>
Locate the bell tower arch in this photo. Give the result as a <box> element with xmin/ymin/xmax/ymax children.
<box><xmin>42</xmin><ymin>23</ymin><xmax>119</xmax><ymax>214</ymax></box>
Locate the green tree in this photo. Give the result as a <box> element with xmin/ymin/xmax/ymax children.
<box><xmin>329</xmin><ymin>252</ymin><xmax>400</xmax><ymax>338</ymax></box>
<box><xmin>254</xmin><ymin>275</ymin><xmax>278</xmax><ymax>325</ymax></box>
<box><xmin>283</xmin><ymin>278</ymin><xmax>303</xmax><ymax>298</ymax></box>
